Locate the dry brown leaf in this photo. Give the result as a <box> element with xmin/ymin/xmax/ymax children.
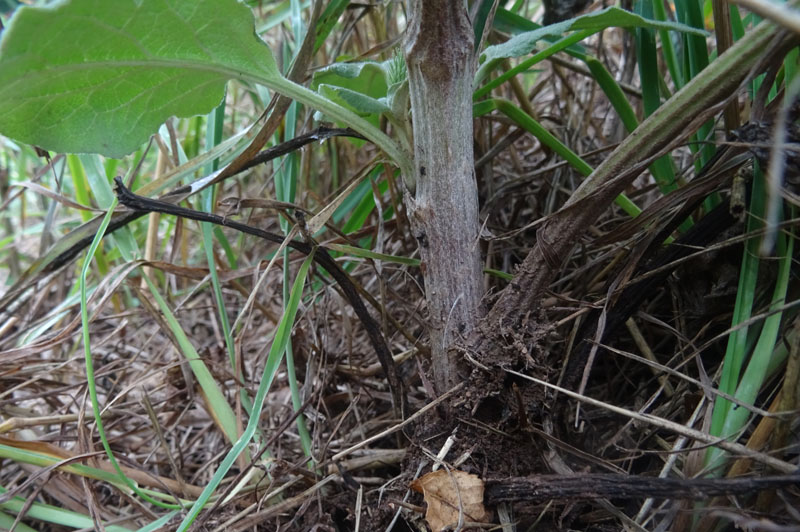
<box><xmin>411</xmin><ymin>469</ymin><xmax>488</xmax><ymax>531</ymax></box>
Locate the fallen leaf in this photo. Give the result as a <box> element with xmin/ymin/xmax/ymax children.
<box><xmin>411</xmin><ymin>469</ymin><xmax>488</xmax><ymax>531</ymax></box>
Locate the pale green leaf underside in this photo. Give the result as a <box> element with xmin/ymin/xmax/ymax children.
<box><xmin>311</xmin><ymin>60</ymin><xmax>390</xmax><ymax>83</ymax></box>
<box><xmin>0</xmin><ymin>0</ymin><xmax>278</xmax><ymax>157</ymax></box>
<box><xmin>311</xmin><ymin>61</ymin><xmax>390</xmax><ymax>110</ymax></box>
<box><xmin>318</xmin><ymin>84</ymin><xmax>391</xmax><ymax>115</ymax></box>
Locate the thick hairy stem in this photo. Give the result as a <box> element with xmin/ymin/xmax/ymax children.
<box><xmin>405</xmin><ymin>0</ymin><xmax>485</xmax><ymax>394</ymax></box>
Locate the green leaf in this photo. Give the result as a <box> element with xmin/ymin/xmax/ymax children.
<box><xmin>78</xmin><ymin>154</ymin><xmax>113</xmax><ymax>209</ymax></box>
<box><xmin>0</xmin><ymin>510</ymin><xmax>37</xmax><ymax>532</ymax></box>
<box><xmin>473</xmin><ymin>98</ymin><xmax>641</xmax><ymax>217</ymax></box>
<box><xmin>342</xmin><ymin>175</ymin><xmax>388</xmax><ymax>234</ymax></box>
<box><xmin>0</xmin><ymin>0</ymin><xmax>411</xmax><ymax>177</ymax></box>
<box><xmin>473</xmin><ymin>0</ymin><xmax>498</xmax><ymax>51</ymax></box>
<box><xmin>318</xmin><ymin>84</ymin><xmax>391</xmax><ymax>116</ymax></box>
<box><xmin>332</xmin><ymin>177</ymin><xmax>373</xmax><ymax>224</ymax></box>
<box><xmin>311</xmin><ymin>61</ymin><xmax>390</xmax><ymax>110</ymax></box>
<box><xmin>312</xmin><ymin>60</ymin><xmax>389</xmax><ymax>84</ymax></box>
<box><xmin>492</xmin><ymin>7</ymin><xmax>587</xmax><ymax>55</ymax></box>
<box><xmin>313</xmin><ymin>0</ymin><xmax>350</xmax><ymax>53</ymax></box>
<box><xmin>481</xmin><ymin>6</ymin><xmax>707</xmax><ymax>65</ymax></box>
<box><xmin>713</xmin><ymin>219</ymin><xmax>794</xmax><ymax>468</ymax></box>
<box><xmin>0</xmin><ymin>0</ymin><xmax>278</xmax><ymax>157</ymax></box>
<box><xmin>388</xmin><ymin>80</ymin><xmax>410</xmax><ymax>120</ymax></box>
<box><xmin>386</xmin><ymin>52</ymin><xmax>408</xmax><ymax>86</ymax></box>
<box><xmin>327</xmin><ymin>243</ymin><xmax>421</xmax><ymax>266</ymax></box>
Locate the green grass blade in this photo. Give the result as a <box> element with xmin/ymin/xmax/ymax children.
<box><xmin>729</xmin><ymin>4</ymin><xmax>745</xmax><ymax>40</ymax></box>
<box><xmin>199</xmin><ymin>101</ymin><xmax>257</xmax><ymax>423</ymax></box>
<box><xmin>78</xmin><ymin>154</ymin><xmax>113</xmax><ymax>208</ymax></box>
<box><xmin>474</xmin><ymin>98</ymin><xmax>641</xmax><ymax>217</ymax></box>
<box><xmin>80</xmin><ymin>201</ymin><xmax>180</xmax><ymax>509</ymax></box>
<box><xmin>332</xmin><ymin>178</ymin><xmax>373</xmax><ymax>225</ymax></box>
<box><xmin>0</xmin><ymin>442</ymin><xmax>186</xmax><ymax>506</ymax></box>
<box><xmin>326</xmin><ymin>243</ymin><xmax>421</xmax><ymax>266</ymax></box>
<box><xmin>635</xmin><ymin>0</ymin><xmax>680</xmax><ymax>196</ymax></box>
<box><xmin>66</xmin><ymin>154</ymin><xmax>110</xmax><ymax>275</ymax></box>
<box><xmin>0</xmin><ymin>443</ymin><xmax>126</xmax><ymax>485</ymax></box>
<box><xmin>256</xmin><ymin>0</ymin><xmax>311</xmax><ymax>33</ymax></box>
<box><xmin>652</xmin><ymin>0</ymin><xmax>684</xmax><ymax>89</ymax></box>
<box><xmin>474</xmin><ymin>30</ymin><xmax>593</xmax><ymax>100</ymax></box>
<box><xmin>674</xmin><ymin>0</ymin><xmax>710</xmax><ymax>77</ymax></box>
<box><xmin>477</xmin><ymin>6</ymin><xmax>707</xmax><ymax>87</ymax></box>
<box><xmin>290</xmin><ymin>0</ymin><xmax>305</xmax><ymax>46</ymax></box>
<box><xmin>674</xmin><ymin>0</ymin><xmax>716</xmax><ymax>168</ymax></box>
<box><xmin>709</xmin><ymin>215</ymin><xmax>794</xmax><ymax>469</ymax></box>
<box><xmin>203</xmin><ymin>101</ymin><xmax>235</xmax><ymax>370</ymax></box>
<box><xmin>705</xmin><ymin>166</ymin><xmax>767</xmax><ymax>472</ymax></box>
<box><xmin>0</xmin><ymin>486</ymin><xmax>133</xmax><ymax>532</ymax></box>
<box><xmin>0</xmin><ymin>509</ymin><xmax>38</xmax><ymax>532</ymax></box>
<box><xmin>313</xmin><ymin>0</ymin><xmax>349</xmax><ymax>53</ymax></box>
<box><xmin>176</xmin><ymin>250</ymin><xmax>317</xmax><ymax>531</ymax></box>
<box><xmin>477</xmin><ymin>11</ymin><xmax>643</xmax><ymax>157</ymax></box>
<box><xmin>583</xmin><ymin>57</ymin><xmax>639</xmax><ymax>133</ymax></box>
<box><xmin>66</xmin><ymin>154</ymin><xmax>96</xmax><ymax>223</ymax></box>
<box><xmin>278</xmin><ymin>22</ymin><xmax>312</xmax><ymax>461</ymax></box>
<box><xmin>79</xmin><ymin>152</ymin><xmax>139</xmax><ymax>259</ymax></box>
<box><xmin>143</xmin><ymin>274</ymin><xmax>239</xmax><ymax>445</ymax></box>
<box><xmin>473</xmin><ymin>0</ymin><xmax>496</xmax><ymax>50</ymax></box>
<box><xmin>135</xmin><ymin>511</ymin><xmax>180</xmax><ymax>532</ymax></box>
<box><xmin>342</xmin><ymin>168</ymin><xmax>388</xmax><ymax>234</ymax></box>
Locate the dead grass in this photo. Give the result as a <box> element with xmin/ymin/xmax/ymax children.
<box><xmin>1</xmin><ymin>14</ymin><xmax>798</xmax><ymax>532</ymax></box>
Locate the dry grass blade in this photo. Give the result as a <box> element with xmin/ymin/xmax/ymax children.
<box><xmin>2</xmin><ymin>1</ymin><xmax>799</xmax><ymax>530</ymax></box>
<box><xmin>504</xmin><ymin>368</ymin><xmax>797</xmax><ymax>473</ymax></box>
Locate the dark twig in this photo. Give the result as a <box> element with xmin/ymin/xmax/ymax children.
<box><xmin>0</xmin><ymin>127</ymin><xmax>369</xmax><ymax>317</ymax></box>
<box><xmin>164</xmin><ymin>126</ymin><xmax>365</xmax><ymax>198</ymax></box>
<box><xmin>485</xmin><ymin>473</ymin><xmax>800</xmax><ymax>503</ymax></box>
<box><xmin>242</xmin><ymin>126</ymin><xmax>365</xmax><ymax>172</ymax></box>
<box><xmin>113</xmin><ymin>178</ymin><xmax>405</xmax><ymax>416</ymax></box>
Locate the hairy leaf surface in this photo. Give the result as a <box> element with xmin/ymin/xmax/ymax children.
<box><xmin>0</xmin><ymin>0</ymin><xmax>277</xmax><ymax>157</ymax></box>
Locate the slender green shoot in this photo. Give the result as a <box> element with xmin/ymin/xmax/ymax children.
<box><xmin>707</xmin><ymin>211</ymin><xmax>794</xmax><ymax>470</ymax></box>
<box><xmin>704</xmin><ymin>166</ymin><xmax>766</xmax><ymax>473</ymax></box>
<box><xmin>0</xmin><ymin>486</ymin><xmax>132</xmax><ymax>532</ymax></box>
<box><xmin>176</xmin><ymin>250</ymin><xmax>317</xmax><ymax>531</ymax></box>
<box><xmin>79</xmin><ymin>200</ymin><xmax>180</xmax><ymax>509</ymax></box>
<box><xmin>473</xmin><ymin>98</ymin><xmax>641</xmax><ymax>217</ymax></box>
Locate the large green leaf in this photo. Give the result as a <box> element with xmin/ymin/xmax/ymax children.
<box><xmin>0</xmin><ymin>0</ymin><xmax>411</xmax><ymax>176</ymax></box>
<box><xmin>0</xmin><ymin>0</ymin><xmax>278</xmax><ymax>157</ymax></box>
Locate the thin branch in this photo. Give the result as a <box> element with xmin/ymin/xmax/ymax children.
<box><xmin>113</xmin><ymin>178</ymin><xmax>405</xmax><ymax>415</ymax></box>
<box><xmin>485</xmin><ymin>473</ymin><xmax>800</xmax><ymax>503</ymax></box>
